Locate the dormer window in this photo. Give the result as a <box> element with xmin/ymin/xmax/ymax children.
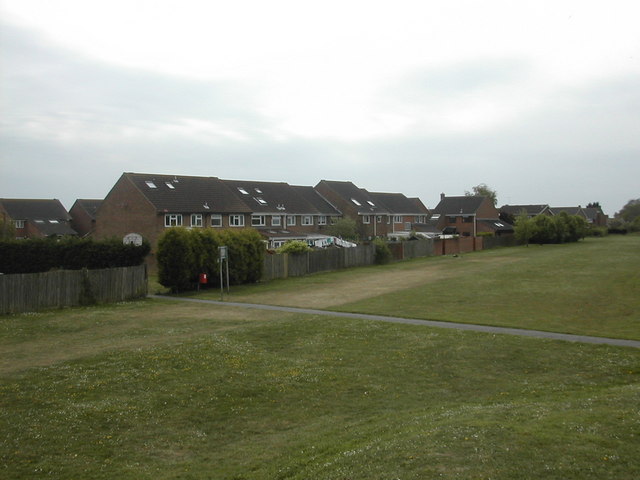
<box><xmin>145</xmin><ymin>181</ymin><xmax>157</xmax><ymax>189</ymax></box>
<box><xmin>351</xmin><ymin>198</ymin><xmax>361</xmax><ymax>206</ymax></box>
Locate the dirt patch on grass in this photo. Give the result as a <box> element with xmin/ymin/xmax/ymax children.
<box><xmin>230</xmin><ymin>255</ymin><xmax>521</xmax><ymax>309</ymax></box>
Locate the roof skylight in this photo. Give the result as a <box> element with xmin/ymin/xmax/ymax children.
<box><xmin>351</xmin><ymin>198</ymin><xmax>362</xmax><ymax>206</ymax></box>
<box><xmin>254</xmin><ymin>197</ymin><xmax>268</xmax><ymax>205</ymax></box>
<box><xmin>165</xmin><ymin>182</ymin><xmax>175</xmax><ymax>189</ymax></box>
<box><xmin>367</xmin><ymin>200</ymin><xmax>375</xmax><ymax>207</ymax></box>
<box><xmin>238</xmin><ymin>187</ymin><xmax>249</xmax><ymax>195</ymax></box>
<box><xmin>145</xmin><ymin>181</ymin><xmax>157</xmax><ymax>189</ymax></box>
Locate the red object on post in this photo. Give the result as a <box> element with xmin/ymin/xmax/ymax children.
<box><xmin>199</xmin><ymin>273</ymin><xmax>208</xmax><ymax>284</ymax></box>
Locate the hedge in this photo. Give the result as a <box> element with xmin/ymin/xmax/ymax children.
<box><xmin>0</xmin><ymin>237</ymin><xmax>151</xmax><ymax>274</ymax></box>
<box><xmin>157</xmin><ymin>228</ymin><xmax>265</xmax><ymax>292</ymax></box>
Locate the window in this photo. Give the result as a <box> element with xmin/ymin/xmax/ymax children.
<box><xmin>14</xmin><ymin>220</ymin><xmax>25</xmax><ymax>228</ymax></box>
<box><xmin>191</xmin><ymin>214</ymin><xmax>203</xmax><ymax>227</ymax></box>
<box><xmin>463</xmin><ymin>216</ymin><xmax>473</xmax><ymax>223</ymax></box>
<box><xmin>302</xmin><ymin>215</ymin><xmax>313</xmax><ymax>225</ymax></box>
<box><xmin>287</xmin><ymin>215</ymin><xmax>296</xmax><ymax>226</ymax></box>
<box><xmin>211</xmin><ymin>214</ymin><xmax>222</xmax><ymax>227</ymax></box>
<box><xmin>447</xmin><ymin>216</ymin><xmax>457</xmax><ymax>223</ymax></box>
<box><xmin>165</xmin><ymin>182</ymin><xmax>175</xmax><ymax>189</ymax></box>
<box><xmin>145</xmin><ymin>181</ymin><xmax>157</xmax><ymax>189</ymax></box>
<box><xmin>367</xmin><ymin>200</ymin><xmax>375</xmax><ymax>207</ymax></box>
<box><xmin>230</xmin><ymin>215</ymin><xmax>245</xmax><ymax>227</ymax></box>
<box><xmin>251</xmin><ymin>215</ymin><xmax>266</xmax><ymax>226</ymax></box>
<box><xmin>363</xmin><ymin>215</ymin><xmax>371</xmax><ymax>224</ymax></box>
<box><xmin>237</xmin><ymin>187</ymin><xmax>249</xmax><ymax>195</ymax></box>
<box><xmin>254</xmin><ymin>188</ymin><xmax>262</xmax><ymax>194</ymax></box>
<box><xmin>271</xmin><ymin>215</ymin><xmax>281</xmax><ymax>227</ymax></box>
<box><xmin>376</xmin><ymin>216</ymin><xmax>382</xmax><ymax>223</ymax></box>
<box><xmin>164</xmin><ymin>214</ymin><xmax>183</xmax><ymax>227</ymax></box>
<box><xmin>254</xmin><ymin>197</ymin><xmax>267</xmax><ymax>206</ymax></box>
<box><xmin>318</xmin><ymin>215</ymin><xmax>327</xmax><ymax>225</ymax></box>
<box><xmin>351</xmin><ymin>198</ymin><xmax>361</xmax><ymax>206</ymax></box>
<box><xmin>394</xmin><ymin>215</ymin><xmax>403</xmax><ymax>223</ymax></box>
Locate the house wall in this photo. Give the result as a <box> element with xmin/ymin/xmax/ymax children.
<box><xmin>69</xmin><ymin>205</ymin><xmax>95</xmax><ymax>237</ymax></box>
<box><xmin>93</xmin><ymin>175</ymin><xmax>159</xmax><ymax>244</ymax></box>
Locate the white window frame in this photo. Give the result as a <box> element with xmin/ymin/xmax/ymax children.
<box><xmin>287</xmin><ymin>215</ymin><xmax>296</xmax><ymax>226</ymax></box>
<box><xmin>229</xmin><ymin>215</ymin><xmax>245</xmax><ymax>227</ymax></box>
<box><xmin>14</xmin><ymin>220</ymin><xmax>25</xmax><ymax>228</ymax></box>
<box><xmin>271</xmin><ymin>215</ymin><xmax>282</xmax><ymax>227</ymax></box>
<box><xmin>164</xmin><ymin>214</ymin><xmax>183</xmax><ymax>227</ymax></box>
<box><xmin>302</xmin><ymin>215</ymin><xmax>313</xmax><ymax>226</ymax></box>
<box><xmin>376</xmin><ymin>216</ymin><xmax>382</xmax><ymax>224</ymax></box>
<box><xmin>191</xmin><ymin>214</ymin><xmax>203</xmax><ymax>227</ymax></box>
<box><xmin>317</xmin><ymin>215</ymin><xmax>327</xmax><ymax>225</ymax></box>
<box><xmin>210</xmin><ymin>214</ymin><xmax>222</xmax><ymax>227</ymax></box>
<box><xmin>251</xmin><ymin>215</ymin><xmax>266</xmax><ymax>226</ymax></box>
<box><xmin>362</xmin><ymin>215</ymin><xmax>371</xmax><ymax>224</ymax></box>
<box><xmin>394</xmin><ymin>215</ymin><xmax>403</xmax><ymax>224</ymax></box>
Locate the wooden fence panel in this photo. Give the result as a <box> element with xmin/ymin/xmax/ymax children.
<box><xmin>0</xmin><ymin>265</ymin><xmax>148</xmax><ymax>315</ymax></box>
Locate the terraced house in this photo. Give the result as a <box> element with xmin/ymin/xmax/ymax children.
<box><xmin>93</xmin><ymin>172</ymin><xmax>342</xmax><ymax>251</ymax></box>
<box><xmin>0</xmin><ymin>198</ymin><xmax>77</xmax><ymax>239</ymax></box>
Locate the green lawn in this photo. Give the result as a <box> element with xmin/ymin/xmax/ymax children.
<box><xmin>1</xmin><ymin>235</ymin><xmax>639</xmax><ymax>479</ymax></box>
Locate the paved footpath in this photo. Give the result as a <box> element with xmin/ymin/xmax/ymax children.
<box><xmin>148</xmin><ymin>295</ymin><xmax>640</xmax><ymax>349</ymax></box>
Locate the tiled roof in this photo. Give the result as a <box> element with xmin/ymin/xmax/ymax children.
<box><xmin>221</xmin><ymin>179</ymin><xmax>321</xmax><ymax>214</ymax></box>
<box><xmin>124</xmin><ymin>173</ymin><xmax>251</xmax><ymax>213</ymax></box>
<box><xmin>0</xmin><ymin>198</ymin><xmax>71</xmax><ymax>221</ymax></box>
<box><xmin>432</xmin><ymin>196</ymin><xmax>485</xmax><ymax>215</ymax></box>
<box><xmin>290</xmin><ymin>185</ymin><xmax>342</xmax><ymax>215</ymax></box>
<box><xmin>368</xmin><ymin>192</ymin><xmax>428</xmax><ymax>215</ymax></box>
<box><xmin>500</xmin><ymin>204</ymin><xmax>550</xmax><ymax>216</ymax></box>
<box><xmin>317</xmin><ymin>180</ymin><xmax>388</xmax><ymax>214</ymax></box>
<box><xmin>73</xmin><ymin>199</ymin><xmax>103</xmax><ymax>219</ymax></box>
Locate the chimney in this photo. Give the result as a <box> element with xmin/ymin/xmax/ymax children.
<box><xmin>440</xmin><ymin>193</ymin><xmax>445</xmax><ymax>201</ymax></box>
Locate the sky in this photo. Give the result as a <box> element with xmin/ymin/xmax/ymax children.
<box><xmin>1</xmin><ymin>0</ymin><xmax>639</xmax><ymax>215</ymax></box>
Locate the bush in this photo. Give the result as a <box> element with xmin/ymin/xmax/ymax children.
<box><xmin>0</xmin><ymin>237</ymin><xmax>150</xmax><ymax>274</ymax></box>
<box><xmin>373</xmin><ymin>238</ymin><xmax>392</xmax><ymax>265</ymax></box>
<box><xmin>277</xmin><ymin>240</ymin><xmax>311</xmax><ymax>254</ymax></box>
<box><xmin>156</xmin><ymin>228</ymin><xmax>265</xmax><ymax>291</ymax></box>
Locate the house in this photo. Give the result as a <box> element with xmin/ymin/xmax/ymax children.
<box><xmin>0</xmin><ymin>198</ymin><xmax>77</xmax><ymax>239</ymax></box>
<box><xmin>314</xmin><ymin>180</ymin><xmax>430</xmax><ymax>239</ymax></box>
<box><xmin>93</xmin><ymin>173</ymin><xmax>343</xmax><ymax>251</ymax></box>
<box><xmin>93</xmin><ymin>173</ymin><xmax>253</xmax><ymax>248</ymax></box>
<box><xmin>582</xmin><ymin>207</ymin><xmax>608</xmax><ymax>227</ymax></box>
<box><xmin>431</xmin><ymin>194</ymin><xmax>513</xmax><ymax>237</ymax></box>
<box><xmin>219</xmin><ymin>179</ymin><xmax>341</xmax><ymax>248</ymax></box>
<box><xmin>500</xmin><ymin>204</ymin><xmax>552</xmax><ymax>221</ymax></box>
<box><xmin>69</xmin><ymin>199</ymin><xmax>103</xmax><ymax>237</ymax></box>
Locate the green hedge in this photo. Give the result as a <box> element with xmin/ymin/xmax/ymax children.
<box><xmin>0</xmin><ymin>237</ymin><xmax>150</xmax><ymax>274</ymax></box>
<box><xmin>515</xmin><ymin>212</ymin><xmax>589</xmax><ymax>245</ymax></box>
<box><xmin>157</xmin><ymin>228</ymin><xmax>265</xmax><ymax>292</ymax></box>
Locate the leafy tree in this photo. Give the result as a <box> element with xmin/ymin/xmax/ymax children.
<box><xmin>616</xmin><ymin>198</ymin><xmax>640</xmax><ymax>223</ymax></box>
<box><xmin>157</xmin><ymin>228</ymin><xmax>196</xmax><ymax>292</ymax></box>
<box><xmin>328</xmin><ymin>218</ymin><xmax>359</xmax><ymax>241</ymax></box>
<box><xmin>465</xmin><ymin>183</ymin><xmax>497</xmax><ymax>207</ymax></box>
<box><xmin>514</xmin><ymin>212</ymin><xmax>535</xmax><ymax>246</ymax></box>
<box><xmin>586</xmin><ymin>202</ymin><xmax>602</xmax><ymax>210</ymax></box>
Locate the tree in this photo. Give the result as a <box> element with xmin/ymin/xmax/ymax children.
<box><xmin>586</xmin><ymin>202</ymin><xmax>602</xmax><ymax>210</ymax></box>
<box><xmin>514</xmin><ymin>212</ymin><xmax>535</xmax><ymax>246</ymax></box>
<box><xmin>157</xmin><ymin>227</ymin><xmax>196</xmax><ymax>292</ymax></box>
<box><xmin>328</xmin><ymin>218</ymin><xmax>359</xmax><ymax>241</ymax></box>
<box><xmin>465</xmin><ymin>183</ymin><xmax>497</xmax><ymax>207</ymax></box>
<box><xmin>616</xmin><ymin>198</ymin><xmax>640</xmax><ymax>223</ymax></box>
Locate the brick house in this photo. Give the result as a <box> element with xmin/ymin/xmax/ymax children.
<box><xmin>93</xmin><ymin>173</ymin><xmax>342</xmax><ymax>251</ymax></box>
<box><xmin>314</xmin><ymin>180</ymin><xmax>430</xmax><ymax>239</ymax></box>
<box><xmin>500</xmin><ymin>204</ymin><xmax>552</xmax><ymax>220</ymax></box>
<box><xmin>431</xmin><ymin>194</ymin><xmax>513</xmax><ymax>236</ymax></box>
<box><xmin>0</xmin><ymin>198</ymin><xmax>77</xmax><ymax>239</ymax></box>
<box><xmin>69</xmin><ymin>199</ymin><xmax>103</xmax><ymax>237</ymax></box>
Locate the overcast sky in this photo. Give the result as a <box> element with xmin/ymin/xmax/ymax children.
<box><xmin>1</xmin><ymin>0</ymin><xmax>639</xmax><ymax>215</ymax></box>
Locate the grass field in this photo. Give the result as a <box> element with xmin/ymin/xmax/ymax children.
<box><xmin>2</xmin><ymin>235</ymin><xmax>639</xmax><ymax>479</ymax></box>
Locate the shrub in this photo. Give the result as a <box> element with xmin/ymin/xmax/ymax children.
<box><xmin>277</xmin><ymin>240</ymin><xmax>311</xmax><ymax>254</ymax></box>
<box><xmin>0</xmin><ymin>237</ymin><xmax>150</xmax><ymax>274</ymax></box>
<box><xmin>373</xmin><ymin>238</ymin><xmax>392</xmax><ymax>265</ymax></box>
<box><xmin>156</xmin><ymin>227</ymin><xmax>265</xmax><ymax>291</ymax></box>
